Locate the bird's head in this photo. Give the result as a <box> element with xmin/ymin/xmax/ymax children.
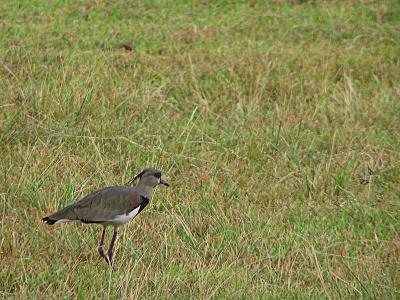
<box><xmin>133</xmin><ymin>168</ymin><xmax>169</xmax><ymax>188</ymax></box>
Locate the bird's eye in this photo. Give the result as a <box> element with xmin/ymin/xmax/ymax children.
<box><xmin>154</xmin><ymin>172</ymin><xmax>161</xmax><ymax>179</ymax></box>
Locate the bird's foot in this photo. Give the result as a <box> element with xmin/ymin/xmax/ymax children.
<box><xmin>98</xmin><ymin>246</ymin><xmax>112</xmax><ymax>268</ymax></box>
<box><xmin>107</xmin><ymin>253</ymin><xmax>114</xmax><ymax>269</ymax></box>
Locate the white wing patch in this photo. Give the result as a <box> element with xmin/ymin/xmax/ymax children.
<box><xmin>111</xmin><ymin>206</ymin><xmax>141</xmax><ymax>225</ymax></box>
<box><xmin>55</xmin><ymin>219</ymin><xmax>79</xmax><ymax>224</ymax></box>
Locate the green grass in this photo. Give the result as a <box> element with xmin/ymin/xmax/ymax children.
<box><xmin>1</xmin><ymin>0</ymin><xmax>399</xmax><ymax>298</ymax></box>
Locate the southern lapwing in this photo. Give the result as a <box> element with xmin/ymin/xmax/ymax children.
<box><xmin>42</xmin><ymin>168</ymin><xmax>169</xmax><ymax>268</ymax></box>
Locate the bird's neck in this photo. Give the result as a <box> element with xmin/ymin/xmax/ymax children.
<box><xmin>138</xmin><ymin>185</ymin><xmax>153</xmax><ymax>199</ymax></box>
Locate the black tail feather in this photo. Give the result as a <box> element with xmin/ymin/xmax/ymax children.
<box><xmin>42</xmin><ymin>216</ymin><xmax>57</xmax><ymax>225</ymax></box>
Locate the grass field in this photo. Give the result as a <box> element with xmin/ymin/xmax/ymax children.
<box><xmin>1</xmin><ymin>0</ymin><xmax>399</xmax><ymax>298</ymax></box>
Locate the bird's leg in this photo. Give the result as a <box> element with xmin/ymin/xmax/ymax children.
<box><xmin>98</xmin><ymin>226</ymin><xmax>109</xmax><ymax>264</ymax></box>
<box><xmin>107</xmin><ymin>228</ymin><xmax>118</xmax><ymax>268</ymax></box>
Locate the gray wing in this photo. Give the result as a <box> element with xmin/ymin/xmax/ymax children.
<box><xmin>43</xmin><ymin>186</ymin><xmax>143</xmax><ymax>224</ymax></box>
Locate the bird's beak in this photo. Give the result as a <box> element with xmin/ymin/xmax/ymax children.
<box><xmin>160</xmin><ymin>178</ymin><xmax>170</xmax><ymax>187</ymax></box>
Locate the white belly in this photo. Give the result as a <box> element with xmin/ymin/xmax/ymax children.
<box><xmin>109</xmin><ymin>206</ymin><xmax>141</xmax><ymax>226</ymax></box>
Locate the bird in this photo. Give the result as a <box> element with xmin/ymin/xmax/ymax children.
<box><xmin>42</xmin><ymin>168</ymin><xmax>169</xmax><ymax>268</ymax></box>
